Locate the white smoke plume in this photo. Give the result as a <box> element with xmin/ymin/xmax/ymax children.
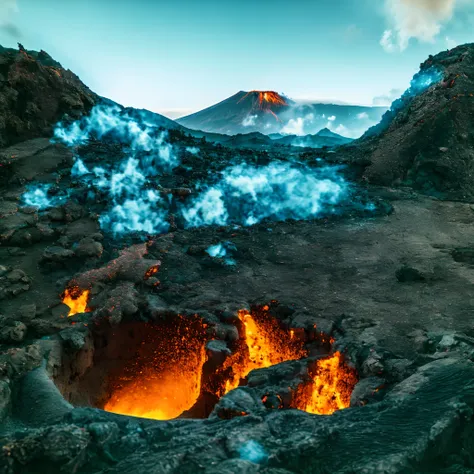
<box><xmin>381</xmin><ymin>0</ymin><xmax>457</xmax><ymax>52</ymax></box>
<box><xmin>54</xmin><ymin>105</ymin><xmax>177</xmax><ymax>234</ymax></box>
<box><xmin>281</xmin><ymin>113</ymin><xmax>314</xmax><ymax>136</ymax></box>
<box><xmin>242</xmin><ymin>114</ymin><xmax>258</xmax><ymax>127</ymax></box>
<box><xmin>22</xmin><ymin>184</ymin><xmax>67</xmax><ymax>210</ymax></box>
<box><xmin>181</xmin><ymin>163</ymin><xmax>347</xmax><ymax>228</ymax></box>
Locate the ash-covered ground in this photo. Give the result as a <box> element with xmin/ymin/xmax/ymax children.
<box><xmin>1</xmin><ymin>45</ymin><xmax>474</xmax><ymax>474</ymax></box>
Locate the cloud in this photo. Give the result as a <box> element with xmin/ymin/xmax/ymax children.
<box><xmin>158</xmin><ymin>109</ymin><xmax>194</xmax><ymax>119</ymax></box>
<box><xmin>242</xmin><ymin>114</ymin><xmax>257</xmax><ymax>127</ymax></box>
<box><xmin>0</xmin><ymin>0</ymin><xmax>21</xmax><ymax>39</ymax></box>
<box><xmin>380</xmin><ymin>0</ymin><xmax>457</xmax><ymax>52</ymax></box>
<box><xmin>356</xmin><ymin>112</ymin><xmax>369</xmax><ymax>120</ymax></box>
<box><xmin>327</xmin><ymin>115</ymin><xmax>336</xmax><ymax>122</ymax></box>
<box><xmin>445</xmin><ymin>36</ymin><xmax>458</xmax><ymax>48</ymax></box>
<box><xmin>372</xmin><ymin>88</ymin><xmax>404</xmax><ymax>106</ymax></box>
<box><xmin>280</xmin><ymin>113</ymin><xmax>314</xmax><ymax>136</ymax></box>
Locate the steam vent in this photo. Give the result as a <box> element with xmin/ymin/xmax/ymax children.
<box><xmin>3</xmin><ymin>42</ymin><xmax>474</xmax><ymax>474</ymax></box>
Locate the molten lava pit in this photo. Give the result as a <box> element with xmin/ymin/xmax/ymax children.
<box><xmin>55</xmin><ymin>305</ymin><xmax>358</xmax><ymax>421</ymax></box>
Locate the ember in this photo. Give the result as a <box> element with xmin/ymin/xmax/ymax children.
<box><xmin>62</xmin><ymin>287</ymin><xmax>90</xmax><ymax>317</ymax></box>
<box><xmin>103</xmin><ymin>316</ymin><xmax>207</xmax><ymax>420</ymax></box>
<box><xmin>144</xmin><ymin>264</ymin><xmax>159</xmax><ymax>280</ymax></box>
<box><xmin>294</xmin><ymin>352</ymin><xmax>358</xmax><ymax>415</ymax></box>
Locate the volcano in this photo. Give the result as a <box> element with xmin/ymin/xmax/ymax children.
<box><xmin>177</xmin><ymin>90</ymin><xmax>292</xmax><ymax>135</ymax></box>
<box><xmin>177</xmin><ymin>90</ymin><xmax>387</xmax><ymax>137</ymax></box>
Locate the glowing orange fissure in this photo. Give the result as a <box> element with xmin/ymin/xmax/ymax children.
<box><xmin>293</xmin><ymin>351</ymin><xmax>358</xmax><ymax>416</ymax></box>
<box><xmin>220</xmin><ymin>310</ymin><xmax>307</xmax><ymax>394</ymax></box>
<box><xmin>62</xmin><ymin>287</ymin><xmax>91</xmax><ymax>317</ymax></box>
<box><xmin>101</xmin><ymin>308</ymin><xmax>356</xmax><ymax>421</ymax></box>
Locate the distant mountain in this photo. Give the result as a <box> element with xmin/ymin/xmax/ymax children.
<box><xmin>177</xmin><ymin>90</ymin><xmax>388</xmax><ymax>138</ymax></box>
<box><xmin>272</xmin><ymin>128</ymin><xmax>353</xmax><ymax>148</ymax></box>
<box><xmin>177</xmin><ymin>90</ymin><xmax>292</xmax><ymax>135</ymax></box>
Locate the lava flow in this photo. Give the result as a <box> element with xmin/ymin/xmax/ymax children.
<box><xmin>103</xmin><ymin>316</ymin><xmax>207</xmax><ymax>420</ymax></box>
<box><xmin>295</xmin><ymin>351</ymin><xmax>358</xmax><ymax>415</ymax></box>
<box><xmin>221</xmin><ymin>308</ymin><xmax>307</xmax><ymax>394</ymax></box>
<box><xmin>239</xmin><ymin>90</ymin><xmax>289</xmax><ymax>121</ymax></box>
<box><xmin>62</xmin><ymin>287</ymin><xmax>90</xmax><ymax>317</ymax></box>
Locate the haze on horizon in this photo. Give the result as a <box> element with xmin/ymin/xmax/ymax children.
<box><xmin>0</xmin><ymin>0</ymin><xmax>473</xmax><ymax>119</ymax></box>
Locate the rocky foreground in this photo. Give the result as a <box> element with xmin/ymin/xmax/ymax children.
<box><xmin>0</xmin><ymin>45</ymin><xmax>474</xmax><ymax>474</ymax></box>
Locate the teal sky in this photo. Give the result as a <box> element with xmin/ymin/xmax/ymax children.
<box><xmin>0</xmin><ymin>0</ymin><xmax>473</xmax><ymax>117</ymax></box>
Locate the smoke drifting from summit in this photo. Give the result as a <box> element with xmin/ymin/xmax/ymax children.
<box><xmin>381</xmin><ymin>0</ymin><xmax>457</xmax><ymax>52</ymax></box>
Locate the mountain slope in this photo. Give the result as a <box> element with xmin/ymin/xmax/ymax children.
<box><xmin>178</xmin><ymin>91</ymin><xmax>387</xmax><ymax>137</ymax></box>
<box><xmin>273</xmin><ymin>128</ymin><xmax>353</xmax><ymax>148</ymax></box>
<box><xmin>351</xmin><ymin>43</ymin><xmax>474</xmax><ymax>199</ymax></box>
<box><xmin>0</xmin><ymin>46</ymin><xmax>97</xmax><ymax>147</ymax></box>
<box><xmin>178</xmin><ymin>90</ymin><xmax>292</xmax><ymax>135</ymax></box>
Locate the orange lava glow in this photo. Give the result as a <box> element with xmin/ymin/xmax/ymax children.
<box><xmin>103</xmin><ymin>317</ymin><xmax>207</xmax><ymax>420</ymax></box>
<box><xmin>144</xmin><ymin>264</ymin><xmax>159</xmax><ymax>279</ymax></box>
<box><xmin>221</xmin><ymin>309</ymin><xmax>307</xmax><ymax>394</ymax></box>
<box><xmin>296</xmin><ymin>352</ymin><xmax>358</xmax><ymax>415</ymax></box>
<box><xmin>239</xmin><ymin>90</ymin><xmax>288</xmax><ymax>121</ymax></box>
<box><xmin>62</xmin><ymin>287</ymin><xmax>90</xmax><ymax>317</ymax></box>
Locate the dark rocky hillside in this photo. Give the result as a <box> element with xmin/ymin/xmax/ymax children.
<box><xmin>0</xmin><ymin>46</ymin><xmax>97</xmax><ymax>147</ymax></box>
<box><xmin>350</xmin><ymin>43</ymin><xmax>474</xmax><ymax>200</ymax></box>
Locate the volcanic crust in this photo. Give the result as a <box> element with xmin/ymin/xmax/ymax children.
<box><xmin>1</xmin><ymin>44</ymin><xmax>474</xmax><ymax>474</ymax></box>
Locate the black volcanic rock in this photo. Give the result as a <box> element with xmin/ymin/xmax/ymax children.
<box><xmin>353</xmin><ymin>43</ymin><xmax>474</xmax><ymax>199</ymax></box>
<box><xmin>0</xmin><ymin>46</ymin><xmax>97</xmax><ymax>147</ymax></box>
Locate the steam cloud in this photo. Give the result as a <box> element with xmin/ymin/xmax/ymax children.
<box><xmin>22</xmin><ymin>184</ymin><xmax>66</xmax><ymax>209</ymax></box>
<box><xmin>381</xmin><ymin>0</ymin><xmax>457</xmax><ymax>52</ymax></box>
<box><xmin>242</xmin><ymin>114</ymin><xmax>258</xmax><ymax>127</ymax></box>
<box><xmin>55</xmin><ymin>105</ymin><xmax>176</xmax><ymax>234</ymax></box>
<box><xmin>0</xmin><ymin>0</ymin><xmax>21</xmax><ymax>39</ymax></box>
<box><xmin>181</xmin><ymin>163</ymin><xmax>347</xmax><ymax>228</ymax></box>
<box><xmin>38</xmin><ymin>105</ymin><xmax>363</xmax><ymax>237</ymax></box>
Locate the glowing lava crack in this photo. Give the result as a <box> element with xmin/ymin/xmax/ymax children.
<box><xmin>239</xmin><ymin>90</ymin><xmax>289</xmax><ymax>121</ymax></box>
<box><xmin>66</xmin><ymin>306</ymin><xmax>357</xmax><ymax>421</ymax></box>
<box><xmin>294</xmin><ymin>351</ymin><xmax>358</xmax><ymax>415</ymax></box>
<box><xmin>62</xmin><ymin>287</ymin><xmax>90</xmax><ymax>317</ymax></box>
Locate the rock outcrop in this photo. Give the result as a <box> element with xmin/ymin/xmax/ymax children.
<box><xmin>348</xmin><ymin>43</ymin><xmax>474</xmax><ymax>200</ymax></box>
<box><xmin>0</xmin><ymin>46</ymin><xmax>97</xmax><ymax>147</ymax></box>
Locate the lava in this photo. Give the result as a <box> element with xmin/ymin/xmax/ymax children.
<box><xmin>239</xmin><ymin>90</ymin><xmax>289</xmax><ymax>121</ymax></box>
<box><xmin>144</xmin><ymin>264</ymin><xmax>159</xmax><ymax>280</ymax></box>
<box><xmin>62</xmin><ymin>287</ymin><xmax>90</xmax><ymax>317</ymax></box>
<box><xmin>295</xmin><ymin>352</ymin><xmax>358</xmax><ymax>415</ymax></box>
<box><xmin>103</xmin><ymin>316</ymin><xmax>207</xmax><ymax>420</ymax></box>
<box><xmin>221</xmin><ymin>309</ymin><xmax>307</xmax><ymax>394</ymax></box>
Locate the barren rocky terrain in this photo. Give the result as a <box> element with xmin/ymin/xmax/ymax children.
<box><xmin>1</xmin><ymin>44</ymin><xmax>474</xmax><ymax>474</ymax></box>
